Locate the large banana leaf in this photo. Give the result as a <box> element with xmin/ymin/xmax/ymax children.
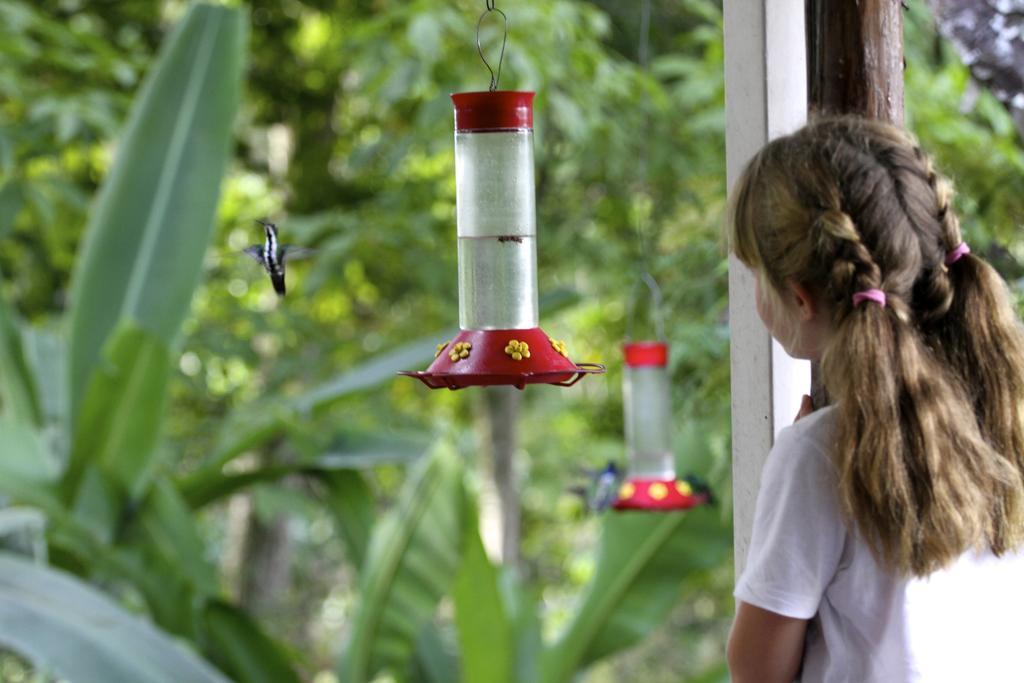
<box><xmin>339</xmin><ymin>444</ymin><xmax>464</xmax><ymax>682</ymax></box>
<box><xmin>541</xmin><ymin>507</ymin><xmax>731</xmax><ymax>683</ymax></box>
<box><xmin>0</xmin><ymin>552</ymin><xmax>230</xmax><ymax>683</ymax></box>
<box><xmin>67</xmin><ymin>3</ymin><xmax>245</xmax><ymax>417</ymax></box>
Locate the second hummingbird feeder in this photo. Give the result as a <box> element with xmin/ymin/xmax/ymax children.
<box><xmin>402</xmin><ymin>91</ymin><xmax>604</xmax><ymax>390</ymax></box>
<box><xmin>613</xmin><ymin>277</ymin><xmax>709</xmax><ymax>510</ymax></box>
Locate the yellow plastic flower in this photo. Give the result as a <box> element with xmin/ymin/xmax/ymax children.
<box><xmin>676</xmin><ymin>480</ymin><xmax>693</xmax><ymax>497</ymax></box>
<box><xmin>549</xmin><ymin>338</ymin><xmax>569</xmax><ymax>358</ymax></box>
<box><xmin>504</xmin><ymin>339</ymin><xmax>531</xmax><ymax>361</ymax></box>
<box><xmin>618</xmin><ymin>482</ymin><xmax>636</xmax><ymax>500</ymax></box>
<box><xmin>649</xmin><ymin>482</ymin><xmax>669</xmax><ymax>501</ymax></box>
<box><xmin>448</xmin><ymin>341</ymin><xmax>472</xmax><ymax>362</ymax></box>
<box><xmin>435</xmin><ymin>342</ymin><xmax>449</xmax><ymax>358</ymax></box>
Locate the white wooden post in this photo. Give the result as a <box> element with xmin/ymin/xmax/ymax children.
<box><xmin>724</xmin><ymin>0</ymin><xmax>811</xmax><ymax>575</ymax></box>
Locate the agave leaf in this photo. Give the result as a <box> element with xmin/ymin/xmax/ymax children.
<box><xmin>0</xmin><ymin>415</ymin><xmax>61</xmax><ymax>511</ymax></box>
<box><xmin>20</xmin><ymin>321</ymin><xmax>70</xmax><ymax>446</ymax></box>
<box><xmin>541</xmin><ymin>507</ymin><xmax>730</xmax><ymax>683</ymax></box>
<box><xmin>0</xmin><ymin>552</ymin><xmax>230</xmax><ymax>683</ymax></box>
<box><xmin>0</xmin><ymin>294</ymin><xmax>39</xmax><ymax>424</ymax></box>
<box><xmin>338</xmin><ymin>444</ymin><xmax>464</xmax><ymax>682</ymax></box>
<box><xmin>67</xmin><ymin>3</ymin><xmax>245</xmax><ymax>417</ymax></box>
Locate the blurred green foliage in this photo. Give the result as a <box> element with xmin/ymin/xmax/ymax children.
<box><xmin>0</xmin><ymin>0</ymin><xmax>1022</xmax><ymax>681</ymax></box>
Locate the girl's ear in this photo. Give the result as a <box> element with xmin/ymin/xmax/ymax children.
<box><xmin>785</xmin><ymin>279</ymin><xmax>818</xmax><ymax>322</ymax></box>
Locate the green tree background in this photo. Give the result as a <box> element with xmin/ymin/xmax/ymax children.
<box><xmin>0</xmin><ymin>1</ymin><xmax>1021</xmax><ymax>681</ymax></box>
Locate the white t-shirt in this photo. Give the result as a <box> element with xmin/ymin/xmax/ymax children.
<box><xmin>734</xmin><ymin>406</ymin><xmax>1024</xmax><ymax>682</ymax></box>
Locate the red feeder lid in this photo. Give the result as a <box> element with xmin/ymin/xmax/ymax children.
<box><xmin>452</xmin><ymin>91</ymin><xmax>534</xmax><ymax>131</ymax></box>
<box><xmin>623</xmin><ymin>342</ymin><xmax>668</xmax><ymax>368</ymax></box>
<box><xmin>399</xmin><ymin>327</ymin><xmax>604</xmax><ymax>390</ymax></box>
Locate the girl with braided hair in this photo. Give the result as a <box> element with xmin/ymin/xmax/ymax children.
<box><xmin>725</xmin><ymin>117</ymin><xmax>1024</xmax><ymax>682</ymax></box>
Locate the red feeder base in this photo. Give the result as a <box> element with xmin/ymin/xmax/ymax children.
<box><xmin>399</xmin><ymin>327</ymin><xmax>605</xmax><ymax>390</ymax></box>
<box><xmin>613</xmin><ymin>477</ymin><xmax>709</xmax><ymax>511</ymax></box>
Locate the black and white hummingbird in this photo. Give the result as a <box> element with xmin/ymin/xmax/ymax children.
<box><xmin>568</xmin><ymin>461</ymin><xmax>623</xmax><ymax>513</ymax></box>
<box><xmin>242</xmin><ymin>219</ymin><xmax>313</xmax><ymax>296</ymax></box>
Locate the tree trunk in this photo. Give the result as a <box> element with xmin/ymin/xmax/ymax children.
<box><xmin>223</xmin><ymin>442</ymin><xmax>295</xmax><ymax>617</ymax></box>
<box><xmin>806</xmin><ymin>0</ymin><xmax>906</xmax><ymax>407</ymax></box>
<box><xmin>238</xmin><ymin>509</ymin><xmax>293</xmax><ymax>616</ymax></box>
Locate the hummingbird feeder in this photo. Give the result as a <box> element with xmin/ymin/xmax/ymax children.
<box><xmin>402</xmin><ymin>3</ymin><xmax>604</xmax><ymax>390</ymax></box>
<box><xmin>613</xmin><ymin>277</ymin><xmax>709</xmax><ymax>511</ymax></box>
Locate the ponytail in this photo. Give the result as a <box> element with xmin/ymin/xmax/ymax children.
<box><xmin>918</xmin><ymin>174</ymin><xmax>1024</xmax><ymax>506</ymax></box>
<box><xmin>823</xmin><ymin>296</ymin><xmax>1021</xmax><ymax>574</ymax></box>
<box><xmin>934</xmin><ymin>254</ymin><xmax>1024</xmax><ymax>529</ymax></box>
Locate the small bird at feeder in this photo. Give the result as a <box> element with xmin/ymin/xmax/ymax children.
<box><xmin>242</xmin><ymin>219</ymin><xmax>314</xmax><ymax>296</ymax></box>
<box><xmin>569</xmin><ymin>461</ymin><xmax>623</xmax><ymax>513</ymax></box>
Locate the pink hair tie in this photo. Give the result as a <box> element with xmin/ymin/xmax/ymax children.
<box><xmin>945</xmin><ymin>242</ymin><xmax>970</xmax><ymax>265</ymax></box>
<box><xmin>852</xmin><ymin>289</ymin><xmax>887</xmax><ymax>308</ymax></box>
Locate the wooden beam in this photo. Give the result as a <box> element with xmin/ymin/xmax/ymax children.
<box><xmin>724</xmin><ymin>0</ymin><xmax>811</xmax><ymax>574</ymax></box>
<box><xmin>806</xmin><ymin>0</ymin><xmax>905</xmax><ymax>123</ymax></box>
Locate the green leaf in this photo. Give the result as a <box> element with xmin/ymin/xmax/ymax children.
<box><xmin>409</xmin><ymin>625</ymin><xmax>460</xmax><ymax>683</ymax></box>
<box><xmin>454</xmin><ymin>509</ymin><xmax>513</xmax><ymax>683</ymax></box>
<box><xmin>67</xmin><ymin>3</ymin><xmax>245</xmax><ymax>416</ymax></box>
<box><xmin>66</xmin><ymin>325</ymin><xmax>170</xmax><ymax>499</ymax></box>
<box><xmin>0</xmin><ymin>552</ymin><xmax>230</xmax><ymax>683</ymax></box>
<box><xmin>499</xmin><ymin>571</ymin><xmax>543</xmax><ymax>683</ymax></box>
<box><xmin>317</xmin><ymin>469</ymin><xmax>376</xmax><ymax>570</ymax></box>
<box><xmin>201</xmin><ymin>600</ymin><xmax>301</xmax><ymax>683</ymax></box>
<box><xmin>339</xmin><ymin>444</ymin><xmax>464</xmax><ymax>682</ymax></box>
<box><xmin>132</xmin><ymin>479</ymin><xmax>219</xmax><ymax>597</ymax></box>
<box><xmin>541</xmin><ymin>507</ymin><xmax>730</xmax><ymax>683</ymax></box>
<box><xmin>0</xmin><ymin>179</ymin><xmax>23</xmax><ymax>238</ymax></box>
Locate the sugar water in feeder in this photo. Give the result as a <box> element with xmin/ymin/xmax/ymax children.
<box><xmin>455</xmin><ymin>94</ymin><xmax>537</xmax><ymax>330</ymax></box>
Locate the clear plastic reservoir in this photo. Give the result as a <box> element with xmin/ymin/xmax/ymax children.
<box><xmin>452</xmin><ymin>93</ymin><xmax>539</xmax><ymax>330</ymax></box>
<box><xmin>623</xmin><ymin>347</ymin><xmax>675</xmax><ymax>479</ymax></box>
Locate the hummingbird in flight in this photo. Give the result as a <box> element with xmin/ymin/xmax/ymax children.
<box><xmin>242</xmin><ymin>219</ymin><xmax>313</xmax><ymax>296</ymax></box>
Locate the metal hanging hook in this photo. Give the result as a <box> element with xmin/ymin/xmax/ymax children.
<box><xmin>476</xmin><ymin>2</ymin><xmax>508</xmax><ymax>91</ymax></box>
<box><xmin>625</xmin><ymin>272</ymin><xmax>666</xmax><ymax>342</ymax></box>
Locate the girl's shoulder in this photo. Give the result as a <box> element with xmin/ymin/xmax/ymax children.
<box><xmin>769</xmin><ymin>404</ymin><xmax>839</xmax><ymax>474</ymax></box>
